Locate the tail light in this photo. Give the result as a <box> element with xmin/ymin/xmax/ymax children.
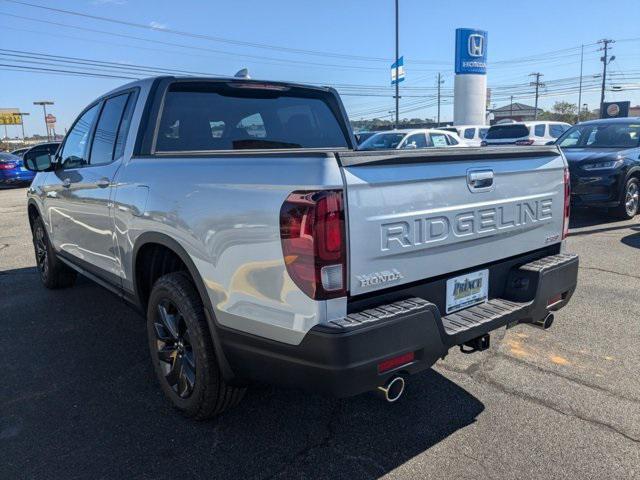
<box><xmin>0</xmin><ymin>162</ymin><xmax>17</xmax><ymax>170</ymax></box>
<box><xmin>562</xmin><ymin>167</ymin><xmax>571</xmax><ymax>239</ymax></box>
<box><xmin>515</xmin><ymin>139</ymin><xmax>535</xmax><ymax>146</ymax></box>
<box><xmin>280</xmin><ymin>190</ymin><xmax>346</xmax><ymax>299</ymax></box>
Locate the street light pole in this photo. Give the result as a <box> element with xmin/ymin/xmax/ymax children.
<box><xmin>17</xmin><ymin>112</ymin><xmax>30</xmax><ymax>141</ymax></box>
<box><xmin>394</xmin><ymin>0</ymin><xmax>399</xmax><ymax>128</ymax></box>
<box><xmin>33</xmin><ymin>101</ymin><xmax>54</xmax><ymax>141</ymax></box>
<box><xmin>436</xmin><ymin>72</ymin><xmax>444</xmax><ymax>126</ymax></box>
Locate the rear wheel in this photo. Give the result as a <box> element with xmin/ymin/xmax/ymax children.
<box><xmin>147</xmin><ymin>271</ymin><xmax>245</xmax><ymax>419</ymax></box>
<box><xmin>610</xmin><ymin>178</ymin><xmax>639</xmax><ymax>219</ymax></box>
<box><xmin>31</xmin><ymin>216</ymin><xmax>77</xmax><ymax>289</ymax></box>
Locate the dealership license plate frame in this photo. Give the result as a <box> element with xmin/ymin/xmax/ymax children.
<box><xmin>446</xmin><ymin>269</ymin><xmax>489</xmax><ymax>314</ymax></box>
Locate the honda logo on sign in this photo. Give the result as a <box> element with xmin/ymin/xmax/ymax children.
<box><xmin>468</xmin><ymin>34</ymin><xmax>484</xmax><ymax>57</ymax></box>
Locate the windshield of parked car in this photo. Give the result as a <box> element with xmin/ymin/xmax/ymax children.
<box><xmin>358</xmin><ymin>132</ymin><xmax>406</xmax><ymax>150</ymax></box>
<box><xmin>557</xmin><ymin>123</ymin><xmax>640</xmax><ymax>149</ymax></box>
<box><xmin>485</xmin><ymin>124</ymin><xmax>530</xmax><ymax>139</ymax></box>
<box><xmin>155</xmin><ymin>82</ymin><xmax>349</xmax><ymax>151</ymax></box>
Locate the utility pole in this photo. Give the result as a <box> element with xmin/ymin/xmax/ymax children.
<box><xmin>394</xmin><ymin>0</ymin><xmax>399</xmax><ymax>128</ymax></box>
<box><xmin>577</xmin><ymin>44</ymin><xmax>584</xmax><ymax>122</ymax></box>
<box><xmin>598</xmin><ymin>39</ymin><xmax>615</xmax><ymax>117</ymax></box>
<box><xmin>17</xmin><ymin>112</ymin><xmax>30</xmax><ymax>141</ymax></box>
<box><xmin>529</xmin><ymin>73</ymin><xmax>544</xmax><ymax>120</ymax></box>
<box><xmin>436</xmin><ymin>73</ymin><xmax>444</xmax><ymax>126</ymax></box>
<box><xmin>33</xmin><ymin>101</ymin><xmax>54</xmax><ymax>141</ymax></box>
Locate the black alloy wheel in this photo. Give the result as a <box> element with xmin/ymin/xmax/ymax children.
<box><xmin>153</xmin><ymin>299</ymin><xmax>196</xmax><ymax>399</ymax></box>
<box><xmin>33</xmin><ymin>221</ymin><xmax>49</xmax><ymax>281</ymax></box>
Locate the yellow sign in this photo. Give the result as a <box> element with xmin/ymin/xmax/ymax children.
<box><xmin>0</xmin><ymin>109</ymin><xmax>22</xmax><ymax>125</ymax></box>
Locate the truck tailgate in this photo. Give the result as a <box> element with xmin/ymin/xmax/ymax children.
<box><xmin>338</xmin><ymin>146</ymin><xmax>566</xmax><ymax>296</ymax></box>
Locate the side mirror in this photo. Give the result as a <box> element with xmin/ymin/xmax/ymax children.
<box><xmin>403</xmin><ymin>142</ymin><xmax>417</xmax><ymax>150</ymax></box>
<box><xmin>23</xmin><ymin>148</ymin><xmax>54</xmax><ymax>172</ymax></box>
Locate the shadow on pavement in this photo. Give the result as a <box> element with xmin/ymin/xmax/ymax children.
<box><xmin>621</xmin><ymin>231</ymin><xmax>640</xmax><ymax>250</ymax></box>
<box><xmin>569</xmin><ymin>207</ymin><xmax>622</xmax><ymax>229</ymax></box>
<box><xmin>1</xmin><ymin>269</ymin><xmax>485</xmax><ymax>480</ymax></box>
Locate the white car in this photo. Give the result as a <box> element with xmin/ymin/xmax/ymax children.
<box><xmin>358</xmin><ymin>128</ymin><xmax>468</xmax><ymax>150</ymax></box>
<box><xmin>483</xmin><ymin>121</ymin><xmax>572</xmax><ymax>146</ymax></box>
<box><xmin>441</xmin><ymin>125</ymin><xmax>489</xmax><ymax>147</ymax></box>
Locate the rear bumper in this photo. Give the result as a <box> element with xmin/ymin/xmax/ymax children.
<box><xmin>219</xmin><ymin>253</ymin><xmax>578</xmax><ymax>397</ymax></box>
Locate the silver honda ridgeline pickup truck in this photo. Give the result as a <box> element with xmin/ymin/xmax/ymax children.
<box><xmin>23</xmin><ymin>76</ymin><xmax>578</xmax><ymax>418</ymax></box>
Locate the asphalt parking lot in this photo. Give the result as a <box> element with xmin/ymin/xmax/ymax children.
<box><xmin>1</xmin><ymin>186</ymin><xmax>639</xmax><ymax>480</ymax></box>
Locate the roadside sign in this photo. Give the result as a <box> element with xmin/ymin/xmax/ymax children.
<box><xmin>391</xmin><ymin>56</ymin><xmax>405</xmax><ymax>85</ymax></box>
<box><xmin>46</xmin><ymin>114</ymin><xmax>57</xmax><ymax>125</ymax></box>
<box><xmin>601</xmin><ymin>101</ymin><xmax>629</xmax><ymax>119</ymax></box>
<box><xmin>455</xmin><ymin>28</ymin><xmax>488</xmax><ymax>75</ymax></box>
<box><xmin>0</xmin><ymin>108</ymin><xmax>22</xmax><ymax>125</ymax></box>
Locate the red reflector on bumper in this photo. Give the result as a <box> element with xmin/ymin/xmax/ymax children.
<box><xmin>547</xmin><ymin>294</ymin><xmax>562</xmax><ymax>307</ymax></box>
<box><xmin>378</xmin><ymin>352</ymin><xmax>415</xmax><ymax>373</ymax></box>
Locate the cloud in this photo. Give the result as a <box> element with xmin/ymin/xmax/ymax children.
<box><xmin>91</xmin><ymin>0</ymin><xmax>127</xmax><ymax>5</ymax></box>
<box><xmin>149</xmin><ymin>21</ymin><xmax>167</xmax><ymax>30</ymax></box>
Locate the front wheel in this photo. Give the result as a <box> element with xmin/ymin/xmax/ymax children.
<box><xmin>147</xmin><ymin>271</ymin><xmax>245</xmax><ymax>419</ymax></box>
<box><xmin>610</xmin><ymin>178</ymin><xmax>639</xmax><ymax>219</ymax></box>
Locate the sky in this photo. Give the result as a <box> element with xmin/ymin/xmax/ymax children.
<box><xmin>1</xmin><ymin>0</ymin><xmax>640</xmax><ymax>136</ymax></box>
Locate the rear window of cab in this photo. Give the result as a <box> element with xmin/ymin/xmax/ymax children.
<box><xmin>154</xmin><ymin>81</ymin><xmax>349</xmax><ymax>152</ymax></box>
<box><xmin>485</xmin><ymin>124</ymin><xmax>530</xmax><ymax>139</ymax></box>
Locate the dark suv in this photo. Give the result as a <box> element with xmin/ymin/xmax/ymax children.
<box><xmin>556</xmin><ymin>118</ymin><xmax>640</xmax><ymax>219</ymax></box>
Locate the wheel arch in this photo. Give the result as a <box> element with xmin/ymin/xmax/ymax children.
<box><xmin>132</xmin><ymin>232</ymin><xmax>237</xmax><ymax>382</ymax></box>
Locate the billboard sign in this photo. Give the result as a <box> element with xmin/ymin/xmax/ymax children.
<box><xmin>0</xmin><ymin>108</ymin><xmax>22</xmax><ymax>125</ymax></box>
<box><xmin>455</xmin><ymin>28</ymin><xmax>488</xmax><ymax>75</ymax></box>
<box><xmin>601</xmin><ymin>101</ymin><xmax>630</xmax><ymax>119</ymax></box>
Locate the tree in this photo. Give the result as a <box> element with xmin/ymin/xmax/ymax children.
<box><xmin>540</xmin><ymin>101</ymin><xmax>577</xmax><ymax>123</ymax></box>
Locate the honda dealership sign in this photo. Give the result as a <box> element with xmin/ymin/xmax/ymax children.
<box><xmin>454</xmin><ymin>28</ymin><xmax>488</xmax><ymax>125</ymax></box>
<box><xmin>455</xmin><ymin>28</ymin><xmax>488</xmax><ymax>75</ymax></box>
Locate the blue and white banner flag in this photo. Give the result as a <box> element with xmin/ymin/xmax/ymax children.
<box><xmin>391</xmin><ymin>56</ymin><xmax>405</xmax><ymax>85</ymax></box>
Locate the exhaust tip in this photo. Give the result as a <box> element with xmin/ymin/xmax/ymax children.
<box><xmin>377</xmin><ymin>376</ymin><xmax>405</xmax><ymax>403</ymax></box>
<box><xmin>531</xmin><ymin>313</ymin><xmax>554</xmax><ymax>330</ymax></box>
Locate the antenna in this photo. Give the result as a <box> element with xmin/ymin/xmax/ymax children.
<box><xmin>234</xmin><ymin>68</ymin><xmax>251</xmax><ymax>79</ymax></box>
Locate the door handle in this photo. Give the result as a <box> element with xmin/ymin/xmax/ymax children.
<box><xmin>96</xmin><ymin>178</ymin><xmax>110</xmax><ymax>189</ymax></box>
<box><xmin>62</xmin><ymin>178</ymin><xmax>71</xmax><ymax>188</ymax></box>
<box><xmin>467</xmin><ymin>170</ymin><xmax>494</xmax><ymax>192</ymax></box>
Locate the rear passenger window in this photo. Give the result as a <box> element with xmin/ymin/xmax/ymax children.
<box><xmin>534</xmin><ymin>124</ymin><xmax>546</xmax><ymax>137</ymax></box>
<box><xmin>403</xmin><ymin>133</ymin><xmax>427</xmax><ymax>148</ymax></box>
<box><xmin>463</xmin><ymin>128</ymin><xmax>475</xmax><ymax>139</ymax></box>
<box><xmin>550</xmin><ymin>124</ymin><xmax>567</xmax><ymax>138</ymax></box>
<box><xmin>90</xmin><ymin>94</ymin><xmax>130</xmax><ymax>166</ymax></box>
<box><xmin>155</xmin><ymin>82</ymin><xmax>349</xmax><ymax>151</ymax></box>
<box><xmin>431</xmin><ymin>133</ymin><xmax>448</xmax><ymax>147</ymax></box>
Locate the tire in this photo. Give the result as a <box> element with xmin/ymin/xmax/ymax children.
<box><xmin>610</xmin><ymin>177</ymin><xmax>639</xmax><ymax>219</ymax></box>
<box><xmin>146</xmin><ymin>271</ymin><xmax>245</xmax><ymax>419</ymax></box>
<box><xmin>31</xmin><ymin>216</ymin><xmax>77</xmax><ymax>289</ymax></box>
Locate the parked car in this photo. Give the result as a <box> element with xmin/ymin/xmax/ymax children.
<box><xmin>441</xmin><ymin>125</ymin><xmax>489</xmax><ymax>147</ymax></box>
<box><xmin>11</xmin><ymin>147</ymin><xmax>30</xmax><ymax>157</ymax></box>
<box><xmin>358</xmin><ymin>128</ymin><xmax>468</xmax><ymax>150</ymax></box>
<box><xmin>0</xmin><ymin>152</ymin><xmax>36</xmax><ymax>187</ymax></box>
<box><xmin>354</xmin><ymin>131</ymin><xmax>376</xmax><ymax>144</ymax></box>
<box><xmin>23</xmin><ymin>76</ymin><xmax>578</xmax><ymax>418</ymax></box>
<box><xmin>483</xmin><ymin>121</ymin><xmax>571</xmax><ymax>146</ymax></box>
<box><xmin>556</xmin><ymin>118</ymin><xmax>640</xmax><ymax>219</ymax></box>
